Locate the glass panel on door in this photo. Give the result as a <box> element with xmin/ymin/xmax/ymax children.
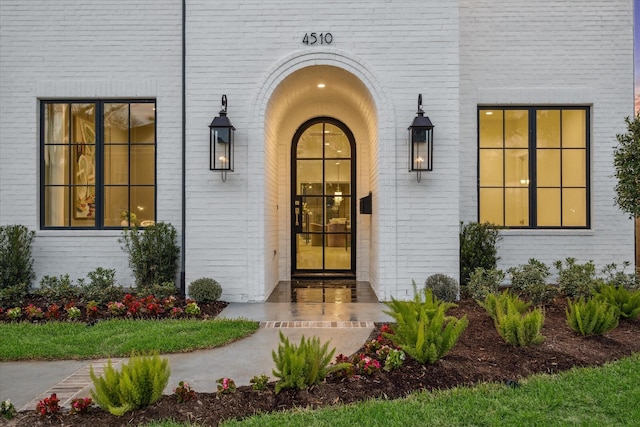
<box><xmin>293</xmin><ymin>119</ymin><xmax>354</xmax><ymax>274</ymax></box>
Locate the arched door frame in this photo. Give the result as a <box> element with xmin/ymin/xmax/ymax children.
<box><xmin>291</xmin><ymin>116</ymin><xmax>356</xmax><ymax>277</ymax></box>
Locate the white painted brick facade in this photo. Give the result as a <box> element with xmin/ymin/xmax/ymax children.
<box><xmin>0</xmin><ymin>0</ymin><xmax>183</xmax><ymax>287</ymax></box>
<box><xmin>0</xmin><ymin>0</ymin><xmax>634</xmax><ymax>301</ymax></box>
<box><xmin>459</xmin><ymin>0</ymin><xmax>635</xmax><ymax>274</ymax></box>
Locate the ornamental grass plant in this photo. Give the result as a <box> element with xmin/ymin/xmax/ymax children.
<box><xmin>594</xmin><ymin>284</ymin><xmax>640</xmax><ymax>319</ymax></box>
<box><xmin>480</xmin><ymin>291</ymin><xmax>545</xmax><ymax>346</ymax></box>
<box><xmin>566</xmin><ymin>296</ymin><xmax>619</xmax><ymax>336</ymax></box>
<box><xmin>383</xmin><ymin>284</ymin><xmax>468</xmax><ymax>364</ymax></box>
<box><xmin>271</xmin><ymin>331</ymin><xmax>348</xmax><ymax>394</ymax></box>
<box><xmin>90</xmin><ymin>351</ymin><xmax>170</xmax><ymax>416</ymax></box>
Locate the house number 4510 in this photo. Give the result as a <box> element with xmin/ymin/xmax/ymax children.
<box><xmin>302</xmin><ymin>32</ymin><xmax>333</xmax><ymax>45</ymax></box>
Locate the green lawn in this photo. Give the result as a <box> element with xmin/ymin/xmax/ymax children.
<box><xmin>0</xmin><ymin>318</ymin><xmax>259</xmax><ymax>360</ymax></box>
<box><xmin>219</xmin><ymin>354</ymin><xmax>640</xmax><ymax>427</ymax></box>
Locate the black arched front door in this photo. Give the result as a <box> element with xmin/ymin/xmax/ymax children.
<box><xmin>291</xmin><ymin>117</ymin><xmax>356</xmax><ymax>277</ymax></box>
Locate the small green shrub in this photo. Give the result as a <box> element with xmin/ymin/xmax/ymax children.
<box><xmin>383</xmin><ymin>348</ymin><xmax>406</xmax><ymax>372</ymax></box>
<box><xmin>480</xmin><ymin>291</ymin><xmax>544</xmax><ymax>346</ymax></box>
<box><xmin>508</xmin><ymin>259</ymin><xmax>556</xmax><ymax>305</ymax></box>
<box><xmin>137</xmin><ymin>282</ymin><xmax>177</xmax><ymax>299</ymax></box>
<box><xmin>90</xmin><ymin>352</ymin><xmax>170</xmax><ymax>416</ymax></box>
<box><xmin>1</xmin><ymin>399</ymin><xmax>17</xmax><ymax>420</ymax></box>
<box><xmin>82</xmin><ymin>268</ymin><xmax>124</xmax><ymax>305</ymax></box>
<box><xmin>566</xmin><ymin>296</ymin><xmax>619</xmax><ymax>336</ymax></box>
<box><xmin>466</xmin><ymin>267</ymin><xmax>504</xmax><ymax>300</ymax></box>
<box><xmin>424</xmin><ymin>274</ymin><xmax>459</xmax><ymax>302</ymax></box>
<box><xmin>185</xmin><ymin>301</ymin><xmax>201</xmax><ymax>316</ymax></box>
<box><xmin>554</xmin><ymin>258</ymin><xmax>603</xmax><ymax>298</ymax></box>
<box><xmin>0</xmin><ymin>225</ymin><xmax>35</xmax><ymax>291</ymax></box>
<box><xmin>120</xmin><ymin>223</ymin><xmax>180</xmax><ymax>290</ymax></box>
<box><xmin>594</xmin><ymin>285</ymin><xmax>640</xmax><ymax>319</ymax></box>
<box><xmin>37</xmin><ymin>275</ymin><xmax>82</xmax><ymax>302</ymax></box>
<box><xmin>459</xmin><ymin>221</ymin><xmax>501</xmax><ymax>286</ymax></box>
<box><xmin>600</xmin><ymin>262</ymin><xmax>640</xmax><ymax>291</ymax></box>
<box><xmin>250</xmin><ymin>374</ymin><xmax>270</xmax><ymax>391</ymax></box>
<box><xmin>383</xmin><ymin>285</ymin><xmax>468</xmax><ymax>364</ymax></box>
<box><xmin>188</xmin><ymin>278</ymin><xmax>223</xmax><ymax>303</ymax></box>
<box><xmin>0</xmin><ymin>282</ymin><xmax>29</xmax><ymax>308</ymax></box>
<box><xmin>272</xmin><ymin>331</ymin><xmax>348</xmax><ymax>394</ymax></box>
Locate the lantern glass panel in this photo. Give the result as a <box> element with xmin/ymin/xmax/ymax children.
<box><xmin>210</xmin><ymin>127</ymin><xmax>233</xmax><ymax>171</ymax></box>
<box><xmin>409</xmin><ymin>128</ymin><xmax>432</xmax><ymax>171</ymax></box>
<box><xmin>412</xmin><ymin>128</ymin><xmax>427</xmax><ymax>144</ymax></box>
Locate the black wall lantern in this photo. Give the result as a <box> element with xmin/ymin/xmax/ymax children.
<box><xmin>209</xmin><ymin>95</ymin><xmax>235</xmax><ymax>182</ymax></box>
<box><xmin>408</xmin><ymin>94</ymin><xmax>434</xmax><ymax>182</ymax></box>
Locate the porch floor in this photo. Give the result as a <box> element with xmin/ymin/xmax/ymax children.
<box><xmin>266</xmin><ymin>280</ymin><xmax>379</xmax><ymax>303</ymax></box>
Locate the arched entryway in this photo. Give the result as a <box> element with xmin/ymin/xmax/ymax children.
<box><xmin>253</xmin><ymin>51</ymin><xmax>396</xmax><ymax>302</ymax></box>
<box><xmin>291</xmin><ymin>117</ymin><xmax>356</xmax><ymax>277</ymax></box>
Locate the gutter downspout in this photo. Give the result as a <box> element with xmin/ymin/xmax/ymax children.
<box><xmin>180</xmin><ymin>0</ymin><xmax>187</xmax><ymax>297</ymax></box>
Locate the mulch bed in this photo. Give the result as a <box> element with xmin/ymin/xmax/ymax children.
<box><xmin>7</xmin><ymin>298</ymin><xmax>640</xmax><ymax>426</ymax></box>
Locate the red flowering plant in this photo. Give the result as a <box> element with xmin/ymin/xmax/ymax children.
<box><xmin>376</xmin><ymin>324</ymin><xmax>396</xmax><ymax>346</ymax></box>
<box><xmin>363</xmin><ymin>339</ymin><xmax>382</xmax><ymax>355</ymax></box>
<box><xmin>333</xmin><ymin>354</ymin><xmax>357</xmax><ymax>379</ymax></box>
<box><xmin>216</xmin><ymin>377</ymin><xmax>237</xmax><ymax>395</ymax></box>
<box><xmin>69</xmin><ymin>397</ymin><xmax>92</xmax><ymax>414</ymax></box>
<box><xmin>45</xmin><ymin>304</ymin><xmax>61</xmax><ymax>320</ymax></box>
<box><xmin>380</xmin><ymin>324</ymin><xmax>394</xmax><ymax>336</ymax></box>
<box><xmin>173</xmin><ymin>381</ymin><xmax>196</xmax><ymax>403</ymax></box>
<box><xmin>356</xmin><ymin>354</ymin><xmax>382</xmax><ymax>375</ymax></box>
<box><xmin>140</xmin><ymin>295</ymin><xmax>163</xmax><ymax>316</ymax></box>
<box><xmin>145</xmin><ymin>302</ymin><xmax>163</xmax><ymax>316</ymax></box>
<box><xmin>25</xmin><ymin>304</ymin><xmax>44</xmax><ymax>320</ymax></box>
<box><xmin>170</xmin><ymin>307</ymin><xmax>184</xmax><ymax>318</ymax></box>
<box><xmin>36</xmin><ymin>393</ymin><xmax>60</xmax><ymax>417</ymax></box>
<box><xmin>123</xmin><ymin>294</ymin><xmax>142</xmax><ymax>316</ymax></box>
<box><xmin>107</xmin><ymin>301</ymin><xmax>126</xmax><ymax>316</ymax></box>
<box><xmin>123</xmin><ymin>293</ymin><xmax>137</xmax><ymax>305</ymax></box>
<box><xmin>85</xmin><ymin>300</ymin><xmax>99</xmax><ymax>318</ymax></box>
<box><xmin>163</xmin><ymin>295</ymin><xmax>177</xmax><ymax>310</ymax></box>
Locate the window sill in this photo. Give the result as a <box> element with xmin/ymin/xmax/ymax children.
<box><xmin>36</xmin><ymin>229</ymin><xmax>124</xmax><ymax>238</ymax></box>
<box><xmin>500</xmin><ymin>229</ymin><xmax>594</xmax><ymax>237</ymax></box>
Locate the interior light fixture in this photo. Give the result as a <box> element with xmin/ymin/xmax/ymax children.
<box><xmin>317</xmin><ymin>83</ymin><xmax>326</xmax><ymax>88</ymax></box>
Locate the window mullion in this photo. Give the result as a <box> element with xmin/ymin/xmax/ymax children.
<box><xmin>127</xmin><ymin>104</ymin><xmax>132</xmax><ymax>225</ymax></box>
<box><xmin>67</xmin><ymin>102</ymin><xmax>73</xmax><ymax>227</ymax></box>
<box><xmin>529</xmin><ymin>108</ymin><xmax>536</xmax><ymax>228</ymax></box>
<box><xmin>502</xmin><ymin>110</ymin><xmax>506</xmax><ymax>227</ymax></box>
<box><xmin>559</xmin><ymin>110</ymin><xmax>564</xmax><ymax>227</ymax></box>
<box><xmin>95</xmin><ymin>102</ymin><xmax>103</xmax><ymax>229</ymax></box>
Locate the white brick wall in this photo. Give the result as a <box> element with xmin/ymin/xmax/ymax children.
<box><xmin>184</xmin><ymin>0</ymin><xmax>461</xmax><ymax>301</ymax></box>
<box><xmin>459</xmin><ymin>0</ymin><xmax>635</xmax><ymax>272</ymax></box>
<box><xmin>0</xmin><ymin>0</ymin><xmax>182</xmax><ymax>286</ymax></box>
<box><xmin>1</xmin><ymin>0</ymin><xmax>633</xmax><ymax>301</ymax></box>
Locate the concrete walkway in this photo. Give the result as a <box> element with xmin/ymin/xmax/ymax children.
<box><xmin>0</xmin><ymin>302</ymin><xmax>392</xmax><ymax>411</ymax></box>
